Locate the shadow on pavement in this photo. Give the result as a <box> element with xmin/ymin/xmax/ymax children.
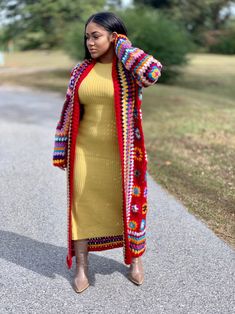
<box><xmin>0</xmin><ymin>230</ymin><xmax>128</xmax><ymax>287</ymax></box>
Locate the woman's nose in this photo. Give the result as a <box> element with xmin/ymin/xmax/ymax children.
<box><xmin>87</xmin><ymin>38</ymin><xmax>95</xmax><ymax>46</ymax></box>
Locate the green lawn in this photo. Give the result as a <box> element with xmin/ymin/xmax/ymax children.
<box><xmin>3</xmin><ymin>50</ymin><xmax>74</xmax><ymax>69</ymax></box>
<box><xmin>1</xmin><ymin>51</ymin><xmax>234</xmax><ymax>248</ymax></box>
<box><xmin>143</xmin><ymin>54</ymin><xmax>235</xmax><ymax>248</ymax></box>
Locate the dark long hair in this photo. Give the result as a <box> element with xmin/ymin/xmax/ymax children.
<box><xmin>83</xmin><ymin>12</ymin><xmax>128</xmax><ymax>60</ymax></box>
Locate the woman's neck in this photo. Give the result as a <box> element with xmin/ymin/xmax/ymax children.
<box><xmin>96</xmin><ymin>46</ymin><xmax>115</xmax><ymax>64</ymax></box>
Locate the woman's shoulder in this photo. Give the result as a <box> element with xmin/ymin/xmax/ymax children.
<box><xmin>70</xmin><ymin>59</ymin><xmax>93</xmax><ymax>76</ymax></box>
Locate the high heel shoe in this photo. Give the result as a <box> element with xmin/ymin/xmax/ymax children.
<box><xmin>128</xmin><ymin>257</ymin><xmax>144</xmax><ymax>285</ymax></box>
<box><xmin>73</xmin><ymin>239</ymin><xmax>89</xmax><ymax>293</ymax></box>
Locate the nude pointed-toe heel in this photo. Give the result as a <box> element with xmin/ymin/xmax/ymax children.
<box><xmin>128</xmin><ymin>257</ymin><xmax>144</xmax><ymax>285</ymax></box>
<box><xmin>73</xmin><ymin>239</ymin><xmax>90</xmax><ymax>293</ymax></box>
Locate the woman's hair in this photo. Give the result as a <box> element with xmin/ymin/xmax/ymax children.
<box><xmin>83</xmin><ymin>11</ymin><xmax>128</xmax><ymax>60</ymax></box>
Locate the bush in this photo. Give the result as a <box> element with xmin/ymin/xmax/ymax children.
<box><xmin>63</xmin><ymin>22</ymin><xmax>85</xmax><ymax>61</ymax></box>
<box><xmin>208</xmin><ymin>29</ymin><xmax>235</xmax><ymax>55</ymax></box>
<box><xmin>119</xmin><ymin>7</ymin><xmax>192</xmax><ymax>82</ymax></box>
<box><xmin>64</xmin><ymin>7</ymin><xmax>192</xmax><ymax>83</ymax></box>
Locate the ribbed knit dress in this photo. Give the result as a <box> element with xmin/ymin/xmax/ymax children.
<box><xmin>71</xmin><ymin>61</ymin><xmax>124</xmax><ymax>240</ymax></box>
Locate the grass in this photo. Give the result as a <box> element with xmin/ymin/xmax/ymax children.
<box><xmin>1</xmin><ymin>51</ymin><xmax>234</xmax><ymax>248</ymax></box>
<box><xmin>0</xmin><ymin>50</ymin><xmax>75</xmax><ymax>92</ymax></box>
<box><xmin>2</xmin><ymin>50</ymin><xmax>74</xmax><ymax>68</ymax></box>
<box><xmin>143</xmin><ymin>84</ymin><xmax>235</xmax><ymax>247</ymax></box>
<box><xmin>143</xmin><ymin>54</ymin><xmax>235</xmax><ymax>248</ymax></box>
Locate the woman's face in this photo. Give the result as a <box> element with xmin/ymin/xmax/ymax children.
<box><xmin>85</xmin><ymin>22</ymin><xmax>116</xmax><ymax>61</ymax></box>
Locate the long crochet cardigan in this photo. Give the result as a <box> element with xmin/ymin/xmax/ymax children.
<box><xmin>52</xmin><ymin>34</ymin><xmax>162</xmax><ymax>269</ymax></box>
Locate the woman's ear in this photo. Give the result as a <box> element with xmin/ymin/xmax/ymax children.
<box><xmin>111</xmin><ymin>32</ymin><xmax>118</xmax><ymax>42</ymax></box>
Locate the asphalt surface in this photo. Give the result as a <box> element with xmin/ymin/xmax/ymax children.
<box><xmin>0</xmin><ymin>85</ymin><xmax>234</xmax><ymax>314</ymax></box>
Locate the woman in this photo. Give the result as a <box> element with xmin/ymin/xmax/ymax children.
<box><xmin>52</xmin><ymin>11</ymin><xmax>162</xmax><ymax>293</ymax></box>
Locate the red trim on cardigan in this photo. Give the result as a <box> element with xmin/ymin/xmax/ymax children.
<box><xmin>112</xmin><ymin>55</ymin><xmax>132</xmax><ymax>265</ymax></box>
<box><xmin>67</xmin><ymin>61</ymin><xmax>96</xmax><ymax>269</ymax></box>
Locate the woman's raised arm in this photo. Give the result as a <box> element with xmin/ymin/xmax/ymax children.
<box><xmin>114</xmin><ymin>34</ymin><xmax>163</xmax><ymax>87</ymax></box>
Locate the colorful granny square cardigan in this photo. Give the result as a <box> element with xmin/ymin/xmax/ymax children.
<box><xmin>52</xmin><ymin>34</ymin><xmax>163</xmax><ymax>269</ymax></box>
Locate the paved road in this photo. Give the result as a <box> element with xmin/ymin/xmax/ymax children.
<box><xmin>0</xmin><ymin>85</ymin><xmax>234</xmax><ymax>314</ymax></box>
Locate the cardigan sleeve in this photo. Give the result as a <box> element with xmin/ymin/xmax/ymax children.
<box><xmin>114</xmin><ymin>34</ymin><xmax>162</xmax><ymax>87</ymax></box>
<box><xmin>52</xmin><ymin>64</ymin><xmax>80</xmax><ymax>169</ymax></box>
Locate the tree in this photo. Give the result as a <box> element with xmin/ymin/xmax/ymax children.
<box><xmin>171</xmin><ymin>0</ymin><xmax>234</xmax><ymax>31</ymax></box>
<box><xmin>0</xmin><ymin>0</ymin><xmax>106</xmax><ymax>50</ymax></box>
<box><xmin>134</xmin><ymin>0</ymin><xmax>171</xmax><ymax>8</ymax></box>
<box><xmin>133</xmin><ymin>0</ymin><xmax>235</xmax><ymax>44</ymax></box>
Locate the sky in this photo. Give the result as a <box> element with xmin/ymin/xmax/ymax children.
<box><xmin>122</xmin><ymin>0</ymin><xmax>133</xmax><ymax>7</ymax></box>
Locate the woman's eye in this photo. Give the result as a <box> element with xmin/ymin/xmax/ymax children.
<box><xmin>85</xmin><ymin>35</ymin><xmax>101</xmax><ymax>41</ymax></box>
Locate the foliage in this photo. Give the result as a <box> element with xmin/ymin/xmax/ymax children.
<box><xmin>1</xmin><ymin>0</ymin><xmax>235</xmax><ymax>54</ymax></box>
<box><xmin>134</xmin><ymin>0</ymin><xmax>170</xmax><ymax>8</ymax></box>
<box><xmin>134</xmin><ymin>0</ymin><xmax>235</xmax><ymax>46</ymax></box>
<box><xmin>209</xmin><ymin>28</ymin><xmax>235</xmax><ymax>54</ymax></box>
<box><xmin>0</xmin><ymin>0</ymin><xmax>106</xmax><ymax>50</ymax></box>
<box><xmin>63</xmin><ymin>22</ymin><xmax>85</xmax><ymax>61</ymax></box>
<box><xmin>0</xmin><ymin>27</ymin><xmax>7</xmax><ymax>50</ymax></box>
<box><xmin>118</xmin><ymin>7</ymin><xmax>192</xmax><ymax>82</ymax></box>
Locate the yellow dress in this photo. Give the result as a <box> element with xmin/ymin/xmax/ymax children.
<box><xmin>71</xmin><ymin>62</ymin><xmax>123</xmax><ymax>240</ymax></box>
